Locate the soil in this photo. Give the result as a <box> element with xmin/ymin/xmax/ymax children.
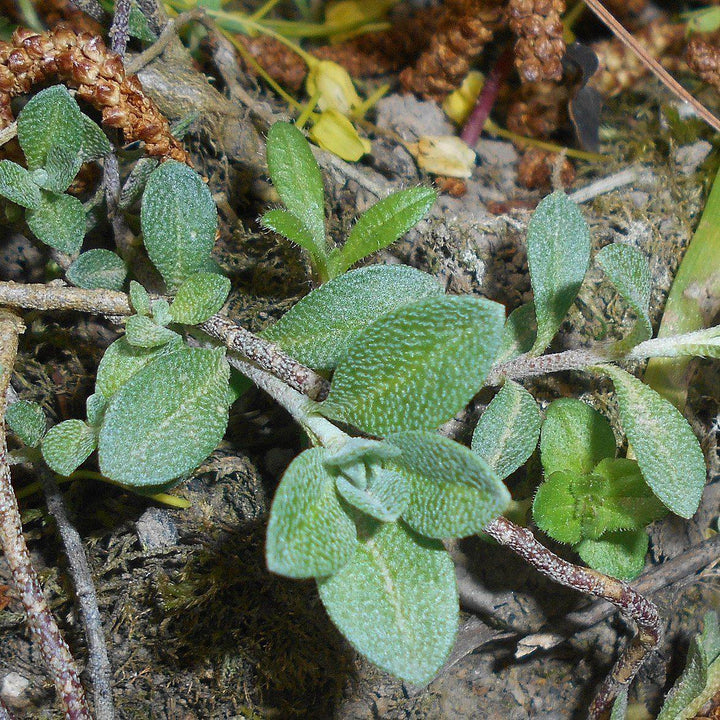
<box><xmin>0</xmin><ymin>6</ymin><xmax>719</xmax><ymax>720</ymax></box>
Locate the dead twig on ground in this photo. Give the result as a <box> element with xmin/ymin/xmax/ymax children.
<box><xmin>0</xmin><ymin>311</ymin><xmax>92</xmax><ymax>720</ymax></box>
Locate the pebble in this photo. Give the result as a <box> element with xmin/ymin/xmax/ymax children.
<box><xmin>136</xmin><ymin>507</ymin><xmax>179</xmax><ymax>551</ymax></box>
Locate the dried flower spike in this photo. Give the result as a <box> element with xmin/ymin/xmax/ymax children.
<box><xmin>0</xmin><ymin>24</ymin><xmax>188</xmax><ymax>163</ymax></box>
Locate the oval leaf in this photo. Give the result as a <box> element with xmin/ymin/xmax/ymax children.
<box><xmin>532</xmin><ymin>470</ymin><xmax>583</xmax><ymax>544</ymax></box>
<box><xmin>526</xmin><ymin>192</ymin><xmax>591</xmax><ymax>354</ymax></box>
<box><xmin>141</xmin><ymin>161</ymin><xmax>218</xmax><ymax>290</ymax></box>
<box><xmin>266</xmin><ymin>447</ymin><xmax>357</xmax><ymax>578</ymax></box>
<box><xmin>125</xmin><ymin>314</ymin><xmax>180</xmax><ymax>348</ymax></box>
<box><xmin>495</xmin><ymin>302</ymin><xmax>537</xmax><ymax>364</ymax></box>
<box><xmin>321</xmin><ymin>295</ymin><xmax>504</xmax><ymax>434</ymax></box>
<box><xmin>317</xmin><ymin>520</ymin><xmax>457</xmax><ymax>685</ymax></box>
<box><xmin>262</xmin><ymin>265</ymin><xmax>444</xmax><ymax>370</ymax></box>
<box><xmin>389</xmin><ymin>431</ymin><xmax>510</xmax><ymax>539</ymax></box>
<box><xmin>0</xmin><ymin>160</ymin><xmax>42</xmax><ymax>209</ymax></box>
<box><xmin>471</xmin><ymin>380</ymin><xmax>541</xmax><ymax>480</ymax></box>
<box><xmin>6</xmin><ymin>400</ymin><xmax>46</xmax><ymax>447</ymax></box>
<box><xmin>98</xmin><ymin>347</ymin><xmax>230</xmax><ymax>486</ymax></box>
<box><xmin>169</xmin><ymin>272</ymin><xmax>231</xmax><ymax>325</ymax></box>
<box><xmin>42</xmin><ymin>419</ymin><xmax>96</xmax><ymax>476</ymax></box>
<box><xmin>598</xmin><ymin>365</ymin><xmax>706</xmax><ymax>518</ymax></box>
<box><xmin>67</xmin><ymin>249</ymin><xmax>127</xmax><ymax>290</ymax></box>
<box><xmin>329</xmin><ymin>186</ymin><xmax>436</xmax><ymax>277</ymax></box>
<box><xmin>26</xmin><ymin>191</ymin><xmax>86</xmax><ymax>254</ymax></box>
<box><xmin>576</xmin><ymin>529</ymin><xmax>648</xmax><ymax>581</ymax></box>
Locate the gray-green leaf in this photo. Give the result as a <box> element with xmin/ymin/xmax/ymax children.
<box><xmin>266</xmin><ymin>447</ymin><xmax>357</xmax><ymax>578</ymax></box>
<box><xmin>129</xmin><ymin>281</ymin><xmax>151</xmax><ymax>316</ymax></box>
<box><xmin>328</xmin><ymin>186</ymin><xmax>436</xmax><ymax>277</ymax></box>
<box><xmin>317</xmin><ymin>520</ymin><xmax>457</xmax><ymax>685</ymax></box>
<box><xmin>42</xmin><ymin>144</ymin><xmax>82</xmax><ymax>193</ymax></box>
<box><xmin>598</xmin><ymin>365</ymin><xmax>706</xmax><ymax>518</ymax></box>
<box><xmin>388</xmin><ymin>431</ymin><xmax>510</xmax><ymax>538</ymax></box>
<box><xmin>540</xmin><ymin>398</ymin><xmax>616</xmax><ymax>477</ymax></box>
<box><xmin>67</xmin><ymin>249</ymin><xmax>127</xmax><ymax>290</ymax></box>
<box><xmin>495</xmin><ymin>302</ymin><xmax>537</xmax><ymax>364</ymax></box>
<box><xmin>262</xmin><ymin>265</ymin><xmax>444</xmax><ymax>370</ymax></box>
<box><xmin>17</xmin><ymin>85</ymin><xmax>83</xmax><ymax>171</ymax></box>
<box><xmin>6</xmin><ymin>400</ymin><xmax>46</xmax><ymax>447</ymax></box>
<box><xmin>79</xmin><ymin>113</ymin><xmax>112</xmax><ymax>161</ymax></box>
<box><xmin>321</xmin><ymin>295</ymin><xmax>504</xmax><ymax>435</ymax></box>
<box><xmin>596</xmin><ymin>243</ymin><xmax>652</xmax><ymax>348</ymax></box>
<box><xmin>0</xmin><ymin>160</ymin><xmax>42</xmax><ymax>209</ymax></box>
<box><xmin>26</xmin><ymin>191</ymin><xmax>86</xmax><ymax>254</ymax></box>
<box><xmin>266</xmin><ymin>122</ymin><xmax>326</xmax><ymax>259</ymax></box>
<box><xmin>335</xmin><ymin>469</ymin><xmax>409</xmax><ymax>522</ymax></box>
<box><xmin>98</xmin><ymin>347</ymin><xmax>230</xmax><ymax>486</ymax></box>
<box><xmin>125</xmin><ymin>314</ymin><xmax>180</xmax><ymax>348</ymax></box>
<box><xmin>526</xmin><ymin>192</ymin><xmax>590</xmax><ymax>354</ymax></box>
<box><xmin>169</xmin><ymin>271</ymin><xmax>231</xmax><ymax>324</ymax></box>
<box><xmin>471</xmin><ymin>380</ymin><xmax>541</xmax><ymax>480</ymax></box>
<box><xmin>141</xmin><ymin>161</ymin><xmax>218</xmax><ymax>290</ymax></box>
<box><xmin>42</xmin><ymin>419</ymin><xmax>96</xmax><ymax>476</ymax></box>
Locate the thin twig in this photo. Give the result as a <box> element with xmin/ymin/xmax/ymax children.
<box><xmin>0</xmin><ymin>312</ymin><xmax>92</xmax><ymax>720</ymax></box>
<box><xmin>582</xmin><ymin>0</ymin><xmax>720</xmax><ymax>134</ymax></box>
<box><xmin>569</xmin><ymin>166</ymin><xmax>655</xmax><ymax>205</ymax></box>
<box><xmin>0</xmin><ymin>122</ymin><xmax>17</xmax><ymax>148</ymax></box>
<box><xmin>486</xmin><ymin>348</ymin><xmax>609</xmax><ymax>385</ymax></box>
<box><xmin>40</xmin><ymin>467</ymin><xmax>114</xmax><ymax>720</ymax></box>
<box><xmin>109</xmin><ymin>0</ymin><xmax>132</xmax><ymax>58</ymax></box>
<box><xmin>484</xmin><ymin>516</ymin><xmax>660</xmax><ymax>720</ymax></box>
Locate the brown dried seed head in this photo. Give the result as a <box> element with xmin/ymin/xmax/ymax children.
<box><xmin>517</xmin><ymin>147</ymin><xmax>574</xmax><ymax>189</ymax></box>
<box><xmin>686</xmin><ymin>37</ymin><xmax>720</xmax><ymax>92</ymax></box>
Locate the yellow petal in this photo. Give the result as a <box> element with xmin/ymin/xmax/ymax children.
<box><xmin>310</xmin><ymin>110</ymin><xmax>372</xmax><ymax>162</ymax></box>
<box><xmin>413</xmin><ymin>136</ymin><xmax>476</xmax><ymax>178</ymax></box>
<box><xmin>325</xmin><ymin>0</ymin><xmax>396</xmax><ymax>43</ymax></box>
<box><xmin>442</xmin><ymin>71</ymin><xmax>484</xmax><ymax>125</ymax></box>
<box><xmin>306</xmin><ymin>60</ymin><xmax>362</xmax><ymax>116</ymax></box>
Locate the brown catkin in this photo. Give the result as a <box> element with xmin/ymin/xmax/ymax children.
<box><xmin>517</xmin><ymin>147</ymin><xmax>574</xmax><ymax>189</ymax></box>
<box><xmin>400</xmin><ymin>0</ymin><xmax>505</xmax><ymax>102</ymax></box>
<box><xmin>0</xmin><ymin>24</ymin><xmax>188</xmax><ymax>163</ymax></box>
<box><xmin>686</xmin><ymin>37</ymin><xmax>720</xmax><ymax>92</ymax></box>
<box><xmin>507</xmin><ymin>0</ymin><xmax>566</xmax><ymax>83</ymax></box>
<box><xmin>506</xmin><ymin>79</ymin><xmax>569</xmax><ymax>138</ymax></box>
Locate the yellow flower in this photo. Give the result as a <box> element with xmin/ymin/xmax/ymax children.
<box><xmin>310</xmin><ymin>110</ymin><xmax>371</xmax><ymax>162</ymax></box>
<box><xmin>442</xmin><ymin>71</ymin><xmax>484</xmax><ymax>125</ymax></box>
<box><xmin>411</xmin><ymin>136</ymin><xmax>476</xmax><ymax>178</ymax></box>
<box><xmin>306</xmin><ymin>60</ymin><xmax>362</xmax><ymax>116</ymax></box>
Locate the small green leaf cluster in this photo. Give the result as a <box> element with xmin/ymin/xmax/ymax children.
<box><xmin>261</xmin><ymin>122</ymin><xmax>436</xmax><ymax>282</ymax></box>
<box><xmin>0</xmin><ymin>86</ymin><xmax>111</xmax><ymax>255</ymax></box>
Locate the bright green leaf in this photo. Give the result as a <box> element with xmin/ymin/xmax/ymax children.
<box><xmin>262</xmin><ymin>265</ymin><xmax>443</xmax><ymax>370</ymax></box>
<box><xmin>317</xmin><ymin>520</ymin><xmax>457</xmax><ymax>685</ymax></box>
<box><xmin>388</xmin><ymin>431</ymin><xmax>510</xmax><ymax>538</ymax></box>
<box><xmin>125</xmin><ymin>314</ymin><xmax>180</xmax><ymax>348</ymax></box>
<box><xmin>532</xmin><ymin>470</ymin><xmax>584</xmax><ymax>544</ymax></box>
<box><xmin>85</xmin><ymin>393</ymin><xmax>107</xmax><ymax>428</ymax></box>
<box><xmin>151</xmin><ymin>299</ymin><xmax>172</xmax><ymax>327</ymax></box>
<box><xmin>67</xmin><ymin>249</ymin><xmax>127</xmax><ymax>290</ymax></box>
<box><xmin>266</xmin><ymin>122</ymin><xmax>326</xmax><ymax>258</ymax></box>
<box><xmin>596</xmin><ymin>243</ymin><xmax>652</xmax><ymax>348</ymax></box>
<box><xmin>0</xmin><ymin>160</ymin><xmax>42</xmax><ymax>209</ymax></box>
<box><xmin>540</xmin><ymin>398</ymin><xmax>616</xmax><ymax>477</ymax></box>
<box><xmin>98</xmin><ymin>347</ymin><xmax>230</xmax><ymax>486</ymax></box>
<box><xmin>26</xmin><ymin>191</ymin><xmax>86</xmax><ymax>254</ymax></box>
<box><xmin>42</xmin><ymin>419</ymin><xmax>96</xmax><ymax>476</ymax></box>
<box><xmin>598</xmin><ymin>365</ymin><xmax>706</xmax><ymax>518</ymax></box>
<box><xmin>141</xmin><ymin>161</ymin><xmax>218</xmax><ymax>290</ymax></box>
<box><xmin>17</xmin><ymin>85</ymin><xmax>83</xmax><ymax>170</ymax></box>
<box><xmin>169</xmin><ymin>272</ymin><xmax>230</xmax><ymax>324</ymax></box>
<box><xmin>321</xmin><ymin>295</ymin><xmax>504</xmax><ymax>435</ymax></box>
<box><xmin>471</xmin><ymin>380</ymin><xmax>541</xmax><ymax>480</ymax></box>
<box><xmin>328</xmin><ymin>186</ymin><xmax>436</xmax><ymax>277</ymax></box>
<box><xmin>6</xmin><ymin>400</ymin><xmax>46</xmax><ymax>447</ymax></box>
<box><xmin>576</xmin><ymin>529</ymin><xmax>648</xmax><ymax>581</ymax></box>
<box><xmin>266</xmin><ymin>447</ymin><xmax>357</xmax><ymax>578</ymax></box>
<box><xmin>526</xmin><ymin>192</ymin><xmax>591</xmax><ymax>354</ymax></box>
<box><xmin>261</xmin><ymin>208</ymin><xmax>326</xmax><ymax>272</ymax></box>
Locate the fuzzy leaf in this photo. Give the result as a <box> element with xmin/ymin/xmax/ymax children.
<box><xmin>598</xmin><ymin>365</ymin><xmax>706</xmax><ymax>518</ymax></box>
<box><xmin>6</xmin><ymin>400</ymin><xmax>46</xmax><ymax>447</ymax></box>
<box><xmin>328</xmin><ymin>187</ymin><xmax>436</xmax><ymax>277</ymax></box>
<box><xmin>321</xmin><ymin>295</ymin><xmax>504</xmax><ymax>435</ymax></box>
<box><xmin>141</xmin><ymin>161</ymin><xmax>218</xmax><ymax>290</ymax></box>
<box><xmin>388</xmin><ymin>432</ymin><xmax>510</xmax><ymax>538</ymax></box>
<box><xmin>17</xmin><ymin>86</ymin><xmax>83</xmax><ymax>171</ymax></box>
<box><xmin>79</xmin><ymin>114</ymin><xmax>112</xmax><ymax>161</ymax></box>
<box><xmin>576</xmin><ymin>530</ymin><xmax>648</xmax><ymax>581</ymax></box>
<box><xmin>261</xmin><ymin>208</ymin><xmax>325</xmax><ymax>264</ymax></box>
<box><xmin>95</xmin><ymin>336</ymin><xmax>182</xmax><ymax>399</ymax></box>
<box><xmin>596</xmin><ymin>243</ymin><xmax>652</xmax><ymax>348</ymax></box>
<box><xmin>125</xmin><ymin>314</ymin><xmax>180</xmax><ymax>348</ymax></box>
<box><xmin>533</xmin><ymin>470</ymin><xmax>584</xmax><ymax>544</ymax></box>
<box><xmin>540</xmin><ymin>398</ymin><xmax>616</xmax><ymax>477</ymax></box>
<box><xmin>317</xmin><ymin>520</ymin><xmax>457</xmax><ymax>685</ymax></box>
<box><xmin>262</xmin><ymin>265</ymin><xmax>443</xmax><ymax>370</ymax></box>
<box><xmin>129</xmin><ymin>281</ymin><xmax>151</xmax><ymax>316</ymax></box>
<box><xmin>630</xmin><ymin>325</ymin><xmax>720</xmax><ymax>360</ymax></box>
<box><xmin>266</xmin><ymin>122</ymin><xmax>326</xmax><ymax>257</ymax></box>
<box><xmin>0</xmin><ymin>160</ymin><xmax>42</xmax><ymax>209</ymax></box>
<box><xmin>526</xmin><ymin>192</ymin><xmax>591</xmax><ymax>354</ymax></box>
<box><xmin>657</xmin><ymin>612</ymin><xmax>720</xmax><ymax>720</ymax></box>
<box><xmin>98</xmin><ymin>347</ymin><xmax>230</xmax><ymax>486</ymax></box>
<box><xmin>26</xmin><ymin>191</ymin><xmax>86</xmax><ymax>254</ymax></box>
<box><xmin>42</xmin><ymin>419</ymin><xmax>96</xmax><ymax>476</ymax></box>
<box><xmin>471</xmin><ymin>380</ymin><xmax>541</xmax><ymax>480</ymax></box>
<box><xmin>495</xmin><ymin>302</ymin><xmax>537</xmax><ymax>364</ymax></box>
<box><xmin>85</xmin><ymin>393</ymin><xmax>107</xmax><ymax>428</ymax></box>
<box><xmin>169</xmin><ymin>272</ymin><xmax>231</xmax><ymax>324</ymax></box>
<box><xmin>336</xmin><ymin>468</ymin><xmax>409</xmax><ymax>522</ymax></box>
<box><xmin>67</xmin><ymin>249</ymin><xmax>127</xmax><ymax>290</ymax></box>
<box><xmin>266</xmin><ymin>447</ymin><xmax>357</xmax><ymax>578</ymax></box>
<box><xmin>41</xmin><ymin>144</ymin><xmax>82</xmax><ymax>193</ymax></box>
<box><xmin>610</xmin><ymin>690</ymin><xmax>628</xmax><ymax>720</ymax></box>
